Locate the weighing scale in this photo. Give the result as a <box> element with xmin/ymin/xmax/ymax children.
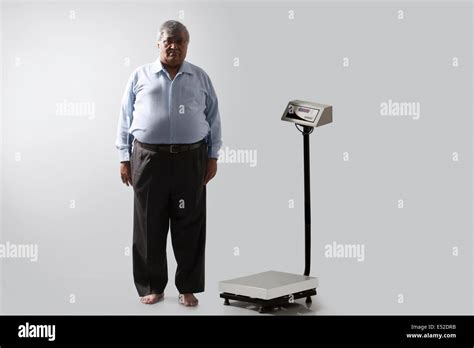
<box><xmin>218</xmin><ymin>100</ymin><xmax>333</xmax><ymax>313</ymax></box>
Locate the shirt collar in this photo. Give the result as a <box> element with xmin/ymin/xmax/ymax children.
<box><xmin>150</xmin><ymin>58</ymin><xmax>193</xmax><ymax>75</ymax></box>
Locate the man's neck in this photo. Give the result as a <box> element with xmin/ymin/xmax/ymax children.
<box><xmin>162</xmin><ymin>62</ymin><xmax>181</xmax><ymax>79</ymax></box>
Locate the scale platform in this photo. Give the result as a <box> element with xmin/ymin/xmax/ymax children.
<box><xmin>219</xmin><ymin>270</ymin><xmax>318</xmax><ymax>312</ymax></box>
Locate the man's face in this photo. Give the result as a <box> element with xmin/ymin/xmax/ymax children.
<box><xmin>158</xmin><ymin>31</ymin><xmax>188</xmax><ymax>68</ymax></box>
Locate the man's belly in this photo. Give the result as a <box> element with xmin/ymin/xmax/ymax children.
<box><xmin>130</xmin><ymin>109</ymin><xmax>210</xmax><ymax>144</ymax></box>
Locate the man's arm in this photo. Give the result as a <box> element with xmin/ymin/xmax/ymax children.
<box><xmin>115</xmin><ymin>72</ymin><xmax>136</xmax><ymax>162</ymax></box>
<box><xmin>116</xmin><ymin>71</ymin><xmax>136</xmax><ymax>186</ymax></box>
<box><xmin>204</xmin><ymin>74</ymin><xmax>222</xmax><ymax>159</ymax></box>
<box><xmin>203</xmin><ymin>74</ymin><xmax>222</xmax><ymax>185</ymax></box>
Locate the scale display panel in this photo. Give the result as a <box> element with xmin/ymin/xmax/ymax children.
<box><xmin>281</xmin><ymin>100</ymin><xmax>333</xmax><ymax>128</ymax></box>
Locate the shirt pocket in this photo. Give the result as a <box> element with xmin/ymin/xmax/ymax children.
<box><xmin>180</xmin><ymin>85</ymin><xmax>206</xmax><ymax>111</ymax></box>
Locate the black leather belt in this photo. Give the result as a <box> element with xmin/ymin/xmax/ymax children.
<box><xmin>135</xmin><ymin>138</ymin><xmax>205</xmax><ymax>154</ymax></box>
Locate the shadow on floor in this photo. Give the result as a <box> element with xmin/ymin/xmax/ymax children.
<box><xmin>219</xmin><ymin>297</ymin><xmax>321</xmax><ymax>315</ymax></box>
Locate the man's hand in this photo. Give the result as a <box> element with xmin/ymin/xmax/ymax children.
<box><xmin>120</xmin><ymin>161</ymin><xmax>133</xmax><ymax>187</ymax></box>
<box><xmin>204</xmin><ymin>158</ymin><xmax>217</xmax><ymax>185</ymax></box>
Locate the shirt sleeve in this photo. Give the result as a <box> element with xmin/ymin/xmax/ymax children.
<box><xmin>115</xmin><ymin>71</ymin><xmax>137</xmax><ymax>162</ymax></box>
<box><xmin>204</xmin><ymin>74</ymin><xmax>223</xmax><ymax>159</ymax></box>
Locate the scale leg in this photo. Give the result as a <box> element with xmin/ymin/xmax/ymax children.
<box><xmin>305</xmin><ymin>296</ymin><xmax>312</xmax><ymax>304</ymax></box>
<box><xmin>224</xmin><ymin>298</ymin><xmax>230</xmax><ymax>306</ymax></box>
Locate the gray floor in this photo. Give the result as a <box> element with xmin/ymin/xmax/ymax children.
<box><xmin>2</xmin><ymin>265</ymin><xmax>471</xmax><ymax>315</ymax></box>
<box><xmin>1</xmin><ymin>272</ymin><xmax>323</xmax><ymax>315</ymax></box>
<box><xmin>110</xmin><ymin>289</ymin><xmax>322</xmax><ymax>316</ymax></box>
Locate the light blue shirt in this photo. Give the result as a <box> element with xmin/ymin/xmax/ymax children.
<box><xmin>115</xmin><ymin>58</ymin><xmax>222</xmax><ymax>161</ymax></box>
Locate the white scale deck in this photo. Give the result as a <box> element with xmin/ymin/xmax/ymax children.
<box><xmin>218</xmin><ymin>270</ymin><xmax>318</xmax><ymax>300</ymax></box>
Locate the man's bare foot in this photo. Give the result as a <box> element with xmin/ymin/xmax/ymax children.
<box><xmin>140</xmin><ymin>293</ymin><xmax>164</xmax><ymax>304</ymax></box>
<box><xmin>179</xmin><ymin>293</ymin><xmax>199</xmax><ymax>306</ymax></box>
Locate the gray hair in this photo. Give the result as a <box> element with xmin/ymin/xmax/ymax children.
<box><xmin>157</xmin><ymin>20</ymin><xmax>190</xmax><ymax>43</ymax></box>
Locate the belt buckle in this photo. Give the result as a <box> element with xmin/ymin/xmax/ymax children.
<box><xmin>170</xmin><ymin>144</ymin><xmax>179</xmax><ymax>154</ymax></box>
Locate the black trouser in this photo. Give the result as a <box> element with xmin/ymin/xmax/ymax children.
<box><xmin>131</xmin><ymin>138</ymin><xmax>207</xmax><ymax>296</ymax></box>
